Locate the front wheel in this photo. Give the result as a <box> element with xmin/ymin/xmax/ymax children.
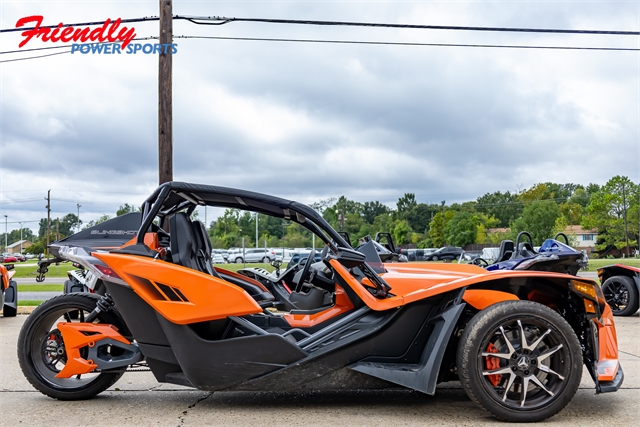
<box><xmin>602</xmin><ymin>275</ymin><xmax>639</xmax><ymax>316</ymax></box>
<box><xmin>457</xmin><ymin>301</ymin><xmax>582</xmax><ymax>422</ymax></box>
<box><xmin>17</xmin><ymin>293</ymin><xmax>129</xmax><ymax>400</ymax></box>
<box><xmin>235</xmin><ymin>257</ymin><xmax>243</xmax><ymax>264</ymax></box>
<box><xmin>432</xmin><ymin>256</ymin><xmax>438</xmax><ymax>261</ymax></box>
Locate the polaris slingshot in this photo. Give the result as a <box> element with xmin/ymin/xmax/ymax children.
<box><xmin>18</xmin><ymin>182</ymin><xmax>622</xmax><ymax>422</ymax></box>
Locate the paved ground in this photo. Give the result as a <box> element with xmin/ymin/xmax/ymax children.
<box><xmin>0</xmin><ymin>312</ymin><xmax>637</xmax><ymax>427</ymax></box>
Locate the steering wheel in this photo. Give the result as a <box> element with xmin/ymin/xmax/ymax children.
<box><xmin>294</xmin><ymin>250</ymin><xmax>316</xmax><ymax>293</ymax></box>
<box><xmin>472</xmin><ymin>257</ymin><xmax>489</xmax><ymax>267</ymax></box>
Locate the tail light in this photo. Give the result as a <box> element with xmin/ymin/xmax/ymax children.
<box><xmin>94</xmin><ymin>264</ymin><xmax>122</xmax><ymax>280</ymax></box>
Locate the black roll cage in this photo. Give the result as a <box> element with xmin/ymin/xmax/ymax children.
<box><xmin>136</xmin><ymin>182</ymin><xmax>352</xmax><ymax>250</ymax></box>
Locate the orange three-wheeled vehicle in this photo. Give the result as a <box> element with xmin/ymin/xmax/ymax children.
<box><xmin>18</xmin><ymin>182</ymin><xmax>622</xmax><ymax>422</ymax></box>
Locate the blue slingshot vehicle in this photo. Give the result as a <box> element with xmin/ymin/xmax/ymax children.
<box><xmin>471</xmin><ymin>231</ymin><xmax>588</xmax><ymax>276</ymax></box>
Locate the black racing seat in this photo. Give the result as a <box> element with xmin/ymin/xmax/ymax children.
<box><xmin>511</xmin><ymin>242</ymin><xmax>536</xmax><ymax>260</ymax></box>
<box><xmin>169</xmin><ymin>212</ymin><xmax>274</xmax><ymax>304</ymax></box>
<box><xmin>495</xmin><ymin>240</ymin><xmax>515</xmax><ymax>263</ymax></box>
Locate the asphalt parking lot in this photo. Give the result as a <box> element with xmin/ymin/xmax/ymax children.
<box><xmin>0</xmin><ymin>312</ymin><xmax>638</xmax><ymax>427</ymax></box>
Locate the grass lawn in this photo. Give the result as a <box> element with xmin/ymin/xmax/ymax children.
<box><xmin>12</xmin><ymin>263</ymin><xmax>75</xmax><ymax>278</ymax></box>
<box><xmin>19</xmin><ymin>300</ymin><xmax>45</xmax><ymax>306</ymax></box>
<box><xmin>18</xmin><ymin>284</ymin><xmax>63</xmax><ymax>292</ymax></box>
<box><xmin>586</xmin><ymin>258</ymin><xmax>640</xmax><ymax>271</ymax></box>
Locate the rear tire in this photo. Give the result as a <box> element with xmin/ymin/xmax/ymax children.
<box><xmin>262</xmin><ymin>256</ymin><xmax>270</xmax><ymax>263</ymax></box>
<box><xmin>457</xmin><ymin>301</ymin><xmax>582</xmax><ymax>422</ymax></box>
<box><xmin>17</xmin><ymin>293</ymin><xmax>128</xmax><ymax>400</ymax></box>
<box><xmin>235</xmin><ymin>257</ymin><xmax>243</xmax><ymax>264</ymax></box>
<box><xmin>602</xmin><ymin>275</ymin><xmax>639</xmax><ymax>316</ymax></box>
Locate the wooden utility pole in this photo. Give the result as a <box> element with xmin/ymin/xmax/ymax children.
<box><xmin>158</xmin><ymin>0</ymin><xmax>173</xmax><ymax>184</ymax></box>
<box><xmin>45</xmin><ymin>190</ymin><xmax>50</xmax><ymax>259</ymax></box>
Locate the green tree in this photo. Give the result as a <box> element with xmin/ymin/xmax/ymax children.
<box><xmin>82</xmin><ymin>214</ymin><xmax>111</xmax><ymax>230</ymax></box>
<box><xmin>428</xmin><ymin>211</ymin><xmax>455</xmax><ymax>247</ymax></box>
<box><xmin>362</xmin><ymin>201</ymin><xmax>390</xmax><ymax>224</ymax></box>
<box><xmin>582</xmin><ymin>176</ymin><xmax>639</xmax><ymax>253</ymax></box>
<box><xmin>476</xmin><ymin>191</ymin><xmax>521</xmax><ymax>227</ymax></box>
<box><xmin>445</xmin><ymin>211</ymin><xmax>481</xmax><ymax>247</ymax></box>
<box><xmin>116</xmin><ymin>203</ymin><xmax>139</xmax><ymax>216</ymax></box>
<box><xmin>511</xmin><ymin>200</ymin><xmax>561</xmax><ymax>245</ymax></box>
<box><xmin>392</xmin><ymin>219</ymin><xmax>412</xmax><ymax>246</ymax></box>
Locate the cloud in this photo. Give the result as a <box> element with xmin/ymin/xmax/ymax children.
<box><xmin>1</xmin><ymin>0</ymin><xmax>639</xmax><ymax>236</ymax></box>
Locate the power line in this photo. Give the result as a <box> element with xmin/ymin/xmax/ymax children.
<box><xmin>0</xmin><ymin>37</ymin><xmax>156</xmax><ymax>63</ymax></box>
<box><xmin>179</xmin><ymin>15</ymin><xmax>640</xmax><ymax>36</ymax></box>
<box><xmin>3</xmin><ymin>34</ymin><xmax>637</xmax><ymax>64</ymax></box>
<box><xmin>174</xmin><ymin>35</ymin><xmax>640</xmax><ymax>52</ymax></box>
<box><xmin>0</xmin><ymin>50</ymin><xmax>69</xmax><ymax>63</ymax></box>
<box><xmin>2</xmin><ymin>14</ymin><xmax>638</xmax><ymax>36</ymax></box>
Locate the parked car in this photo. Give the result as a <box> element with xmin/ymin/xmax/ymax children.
<box><xmin>288</xmin><ymin>251</ymin><xmax>323</xmax><ymax>268</ymax></box>
<box><xmin>229</xmin><ymin>248</ymin><xmax>279</xmax><ymax>264</ymax></box>
<box><xmin>423</xmin><ymin>246</ymin><xmax>463</xmax><ymax>261</ymax></box>
<box><xmin>1</xmin><ymin>254</ymin><xmax>17</xmax><ymax>263</ymax></box>
<box><xmin>13</xmin><ymin>253</ymin><xmax>26</xmax><ymax>262</ymax></box>
<box><xmin>212</xmin><ymin>253</ymin><xmax>226</xmax><ymax>264</ymax></box>
<box><xmin>211</xmin><ymin>249</ymin><xmax>230</xmax><ymax>261</ymax></box>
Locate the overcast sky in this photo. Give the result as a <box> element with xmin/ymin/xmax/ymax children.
<box><xmin>1</xmin><ymin>0</ymin><xmax>639</xmax><ymax>236</ymax></box>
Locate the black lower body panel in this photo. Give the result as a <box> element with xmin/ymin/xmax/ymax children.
<box><xmin>156</xmin><ymin>315</ymin><xmax>308</xmax><ymax>390</ymax></box>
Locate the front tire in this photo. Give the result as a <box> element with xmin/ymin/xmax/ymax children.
<box><xmin>432</xmin><ymin>256</ymin><xmax>439</xmax><ymax>261</ymax></box>
<box><xmin>602</xmin><ymin>275</ymin><xmax>639</xmax><ymax>316</ymax></box>
<box><xmin>457</xmin><ymin>301</ymin><xmax>582</xmax><ymax>422</ymax></box>
<box><xmin>17</xmin><ymin>293</ymin><xmax>128</xmax><ymax>400</ymax></box>
<box><xmin>235</xmin><ymin>257</ymin><xmax>243</xmax><ymax>264</ymax></box>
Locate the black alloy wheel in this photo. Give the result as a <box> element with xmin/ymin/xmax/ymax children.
<box><xmin>17</xmin><ymin>293</ymin><xmax>129</xmax><ymax>400</ymax></box>
<box><xmin>602</xmin><ymin>275</ymin><xmax>639</xmax><ymax>316</ymax></box>
<box><xmin>457</xmin><ymin>301</ymin><xmax>582</xmax><ymax>422</ymax></box>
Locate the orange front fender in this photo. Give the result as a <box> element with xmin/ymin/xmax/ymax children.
<box><xmin>462</xmin><ymin>289</ymin><xmax>519</xmax><ymax>310</ymax></box>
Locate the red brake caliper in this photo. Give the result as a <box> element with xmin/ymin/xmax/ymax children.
<box><xmin>485</xmin><ymin>342</ymin><xmax>501</xmax><ymax>386</ymax></box>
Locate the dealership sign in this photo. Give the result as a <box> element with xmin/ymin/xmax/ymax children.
<box><xmin>15</xmin><ymin>15</ymin><xmax>177</xmax><ymax>54</ymax></box>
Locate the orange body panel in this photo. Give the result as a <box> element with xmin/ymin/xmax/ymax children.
<box><xmin>462</xmin><ymin>289</ymin><xmax>519</xmax><ymax>310</ymax></box>
<box><xmin>594</xmin><ymin>304</ymin><xmax>620</xmax><ymax>382</ymax></box>
<box><xmin>331</xmin><ymin>259</ymin><xmax>593</xmax><ymax>311</ymax></box>
<box><xmin>0</xmin><ymin>265</ymin><xmax>15</xmax><ymax>290</ymax></box>
<box><xmin>93</xmin><ymin>252</ymin><xmax>262</xmax><ymax>324</ymax></box>
<box><xmin>55</xmin><ymin>322</ymin><xmax>130</xmax><ymax>378</ymax></box>
<box><xmin>284</xmin><ymin>285</ymin><xmax>354</xmax><ymax>328</ymax></box>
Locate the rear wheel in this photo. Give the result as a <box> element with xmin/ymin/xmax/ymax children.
<box><xmin>262</xmin><ymin>256</ymin><xmax>270</xmax><ymax>263</ymax></box>
<box><xmin>235</xmin><ymin>257</ymin><xmax>243</xmax><ymax>264</ymax></box>
<box><xmin>457</xmin><ymin>301</ymin><xmax>582</xmax><ymax>422</ymax></box>
<box><xmin>17</xmin><ymin>293</ymin><xmax>128</xmax><ymax>400</ymax></box>
<box><xmin>602</xmin><ymin>275</ymin><xmax>639</xmax><ymax>316</ymax></box>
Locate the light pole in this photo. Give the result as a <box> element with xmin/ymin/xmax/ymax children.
<box><xmin>18</xmin><ymin>221</ymin><xmax>23</xmax><ymax>255</ymax></box>
<box><xmin>3</xmin><ymin>215</ymin><xmax>7</xmax><ymax>252</ymax></box>
<box><xmin>255</xmin><ymin>213</ymin><xmax>259</xmax><ymax>248</ymax></box>
<box><xmin>77</xmin><ymin>204</ymin><xmax>82</xmax><ymax>233</ymax></box>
